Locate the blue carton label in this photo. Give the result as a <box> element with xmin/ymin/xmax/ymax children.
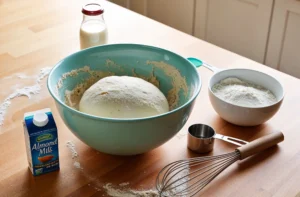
<box><xmin>23</xmin><ymin>108</ymin><xmax>60</xmax><ymax>176</ymax></box>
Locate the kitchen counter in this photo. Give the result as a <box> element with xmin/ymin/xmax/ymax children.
<box><xmin>1</xmin><ymin>0</ymin><xmax>300</xmax><ymax>196</ymax></box>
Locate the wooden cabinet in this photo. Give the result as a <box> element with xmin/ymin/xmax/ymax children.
<box><xmin>109</xmin><ymin>0</ymin><xmax>129</xmax><ymax>8</ymax></box>
<box><xmin>129</xmin><ymin>0</ymin><xmax>147</xmax><ymax>15</ymax></box>
<box><xmin>146</xmin><ymin>0</ymin><xmax>195</xmax><ymax>34</ymax></box>
<box><xmin>109</xmin><ymin>0</ymin><xmax>195</xmax><ymax>34</ymax></box>
<box><xmin>194</xmin><ymin>0</ymin><xmax>274</xmax><ymax>64</ymax></box>
<box><xmin>111</xmin><ymin>0</ymin><xmax>274</xmax><ymax>64</ymax></box>
<box><xmin>265</xmin><ymin>0</ymin><xmax>300</xmax><ymax>78</ymax></box>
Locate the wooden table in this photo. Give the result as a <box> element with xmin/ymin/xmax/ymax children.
<box><xmin>1</xmin><ymin>0</ymin><xmax>300</xmax><ymax>196</ymax></box>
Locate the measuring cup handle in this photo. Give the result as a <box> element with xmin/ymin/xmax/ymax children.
<box><xmin>187</xmin><ymin>57</ymin><xmax>221</xmax><ymax>73</ymax></box>
<box><xmin>214</xmin><ymin>134</ymin><xmax>249</xmax><ymax>146</ymax></box>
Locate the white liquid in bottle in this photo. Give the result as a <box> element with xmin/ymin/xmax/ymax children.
<box><xmin>80</xmin><ymin>21</ymin><xmax>108</xmax><ymax>49</ymax></box>
<box><xmin>79</xmin><ymin>3</ymin><xmax>107</xmax><ymax>50</ymax></box>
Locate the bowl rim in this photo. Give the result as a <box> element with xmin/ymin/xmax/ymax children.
<box><xmin>207</xmin><ymin>68</ymin><xmax>285</xmax><ymax>109</ymax></box>
<box><xmin>47</xmin><ymin>43</ymin><xmax>202</xmax><ymax>122</ymax></box>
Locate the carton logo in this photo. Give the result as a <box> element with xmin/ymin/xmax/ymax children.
<box><xmin>36</xmin><ymin>134</ymin><xmax>53</xmax><ymax>142</ymax></box>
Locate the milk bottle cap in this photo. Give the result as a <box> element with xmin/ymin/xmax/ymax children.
<box><xmin>33</xmin><ymin>112</ymin><xmax>49</xmax><ymax>127</ymax></box>
<box><xmin>82</xmin><ymin>3</ymin><xmax>104</xmax><ymax>16</ymax></box>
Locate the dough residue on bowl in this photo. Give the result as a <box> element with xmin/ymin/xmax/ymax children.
<box><xmin>64</xmin><ymin>70</ymin><xmax>113</xmax><ymax>109</ymax></box>
<box><xmin>57</xmin><ymin>60</ymin><xmax>189</xmax><ymax>111</ymax></box>
<box><xmin>147</xmin><ymin>61</ymin><xmax>188</xmax><ymax>109</ymax></box>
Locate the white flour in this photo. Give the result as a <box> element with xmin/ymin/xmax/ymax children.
<box><xmin>73</xmin><ymin>161</ymin><xmax>82</xmax><ymax>169</ymax></box>
<box><xmin>103</xmin><ymin>183</ymin><xmax>159</xmax><ymax>197</ymax></box>
<box><xmin>66</xmin><ymin>140</ymin><xmax>83</xmax><ymax>169</ymax></box>
<box><xmin>119</xmin><ymin>182</ymin><xmax>130</xmax><ymax>187</ymax></box>
<box><xmin>176</xmin><ymin>130</ymin><xmax>187</xmax><ymax>139</ymax></box>
<box><xmin>16</xmin><ymin>73</ymin><xmax>35</xmax><ymax>79</ymax></box>
<box><xmin>0</xmin><ymin>67</ymin><xmax>52</xmax><ymax>126</ymax></box>
<box><xmin>212</xmin><ymin>77</ymin><xmax>277</xmax><ymax>107</ymax></box>
<box><xmin>66</xmin><ymin>141</ymin><xmax>78</xmax><ymax>158</ymax></box>
<box><xmin>103</xmin><ymin>169</ymin><xmax>189</xmax><ymax>197</ymax></box>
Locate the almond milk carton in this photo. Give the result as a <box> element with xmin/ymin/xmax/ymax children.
<box><xmin>23</xmin><ymin>108</ymin><xmax>60</xmax><ymax>176</ymax></box>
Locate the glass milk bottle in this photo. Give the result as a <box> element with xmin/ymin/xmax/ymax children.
<box><xmin>80</xmin><ymin>3</ymin><xmax>108</xmax><ymax>50</ymax></box>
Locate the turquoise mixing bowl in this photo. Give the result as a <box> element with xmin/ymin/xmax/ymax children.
<box><xmin>47</xmin><ymin>44</ymin><xmax>201</xmax><ymax>155</ymax></box>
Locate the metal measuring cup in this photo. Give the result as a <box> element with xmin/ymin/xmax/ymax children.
<box><xmin>187</xmin><ymin>124</ymin><xmax>249</xmax><ymax>153</ymax></box>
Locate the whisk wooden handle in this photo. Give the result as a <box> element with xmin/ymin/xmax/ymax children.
<box><xmin>236</xmin><ymin>131</ymin><xmax>284</xmax><ymax>160</ymax></box>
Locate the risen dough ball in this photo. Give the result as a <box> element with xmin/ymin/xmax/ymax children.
<box><xmin>79</xmin><ymin>76</ymin><xmax>169</xmax><ymax>118</ymax></box>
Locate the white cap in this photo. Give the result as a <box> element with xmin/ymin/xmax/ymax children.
<box><xmin>33</xmin><ymin>112</ymin><xmax>49</xmax><ymax>127</ymax></box>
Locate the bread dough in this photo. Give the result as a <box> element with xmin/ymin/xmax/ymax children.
<box><xmin>79</xmin><ymin>76</ymin><xmax>169</xmax><ymax>118</ymax></box>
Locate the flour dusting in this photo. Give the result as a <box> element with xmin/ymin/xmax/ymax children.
<box><xmin>36</xmin><ymin>67</ymin><xmax>52</xmax><ymax>83</ymax></box>
<box><xmin>103</xmin><ymin>183</ymin><xmax>159</xmax><ymax>197</ymax></box>
<box><xmin>74</xmin><ymin>161</ymin><xmax>82</xmax><ymax>169</ymax></box>
<box><xmin>119</xmin><ymin>182</ymin><xmax>130</xmax><ymax>187</ymax></box>
<box><xmin>16</xmin><ymin>73</ymin><xmax>34</xmax><ymax>79</ymax></box>
<box><xmin>103</xmin><ymin>169</ymin><xmax>189</xmax><ymax>197</ymax></box>
<box><xmin>0</xmin><ymin>67</ymin><xmax>52</xmax><ymax>127</ymax></box>
<box><xmin>176</xmin><ymin>130</ymin><xmax>187</xmax><ymax>139</ymax></box>
<box><xmin>66</xmin><ymin>140</ymin><xmax>83</xmax><ymax>169</ymax></box>
<box><xmin>66</xmin><ymin>141</ymin><xmax>78</xmax><ymax>158</ymax></box>
<box><xmin>79</xmin><ymin>76</ymin><xmax>169</xmax><ymax>118</ymax></box>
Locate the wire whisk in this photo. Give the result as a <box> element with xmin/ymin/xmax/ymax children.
<box><xmin>156</xmin><ymin>132</ymin><xmax>284</xmax><ymax>197</ymax></box>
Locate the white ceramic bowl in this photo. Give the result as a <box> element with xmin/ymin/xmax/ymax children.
<box><xmin>188</xmin><ymin>58</ymin><xmax>284</xmax><ymax>126</ymax></box>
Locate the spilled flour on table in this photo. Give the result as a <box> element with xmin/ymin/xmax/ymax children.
<box><xmin>66</xmin><ymin>140</ymin><xmax>82</xmax><ymax>169</ymax></box>
<box><xmin>16</xmin><ymin>73</ymin><xmax>36</xmax><ymax>79</ymax></box>
<box><xmin>103</xmin><ymin>183</ymin><xmax>159</xmax><ymax>197</ymax></box>
<box><xmin>73</xmin><ymin>161</ymin><xmax>82</xmax><ymax>169</ymax></box>
<box><xmin>66</xmin><ymin>141</ymin><xmax>78</xmax><ymax>158</ymax></box>
<box><xmin>0</xmin><ymin>67</ymin><xmax>52</xmax><ymax>127</ymax></box>
<box><xmin>103</xmin><ymin>168</ymin><xmax>189</xmax><ymax>197</ymax></box>
<box><xmin>176</xmin><ymin>130</ymin><xmax>187</xmax><ymax>139</ymax></box>
<box><xmin>119</xmin><ymin>182</ymin><xmax>130</xmax><ymax>187</ymax></box>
